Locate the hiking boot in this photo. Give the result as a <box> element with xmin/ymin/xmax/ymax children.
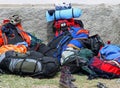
<box><xmin>59</xmin><ymin>73</ymin><xmax>77</xmax><ymax>88</ymax></box>
<box><xmin>59</xmin><ymin>80</ymin><xmax>77</xmax><ymax>88</ymax></box>
<box><xmin>69</xmin><ymin>75</ymin><xmax>76</xmax><ymax>82</ymax></box>
<box><xmin>61</xmin><ymin>66</ymin><xmax>76</xmax><ymax>82</ymax></box>
<box><xmin>64</xmin><ymin>66</ymin><xmax>76</xmax><ymax>82</ymax></box>
<box><xmin>59</xmin><ymin>66</ymin><xmax>77</xmax><ymax>88</ymax></box>
<box><xmin>67</xmin><ymin>69</ymin><xmax>76</xmax><ymax>82</ymax></box>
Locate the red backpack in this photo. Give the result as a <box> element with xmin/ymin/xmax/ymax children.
<box><xmin>89</xmin><ymin>56</ymin><xmax>120</xmax><ymax>79</ymax></box>
<box><xmin>53</xmin><ymin>19</ymin><xmax>84</xmax><ymax>37</ymax></box>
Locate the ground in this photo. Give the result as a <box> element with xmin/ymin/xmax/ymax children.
<box><xmin>0</xmin><ymin>73</ymin><xmax>119</xmax><ymax>88</ymax></box>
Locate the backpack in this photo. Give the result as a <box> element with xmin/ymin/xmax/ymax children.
<box><xmin>78</xmin><ymin>34</ymin><xmax>104</xmax><ymax>56</ymax></box>
<box><xmin>47</xmin><ymin>32</ymin><xmax>73</xmax><ymax>63</ymax></box>
<box><xmin>0</xmin><ymin>21</ymin><xmax>31</xmax><ymax>46</ymax></box>
<box><xmin>89</xmin><ymin>56</ymin><xmax>120</xmax><ymax>79</ymax></box>
<box><xmin>53</xmin><ymin>19</ymin><xmax>84</xmax><ymax>37</ymax></box>
<box><xmin>62</xmin><ymin>48</ymin><xmax>96</xmax><ymax>75</ymax></box>
<box><xmin>100</xmin><ymin>44</ymin><xmax>120</xmax><ymax>62</ymax></box>
<box><xmin>0</xmin><ymin>20</ymin><xmax>42</xmax><ymax>51</ymax></box>
<box><xmin>0</xmin><ymin>51</ymin><xmax>59</xmax><ymax>78</ymax></box>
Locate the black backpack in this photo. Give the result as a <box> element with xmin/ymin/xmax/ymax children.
<box><xmin>0</xmin><ymin>51</ymin><xmax>60</xmax><ymax>78</ymax></box>
<box><xmin>78</xmin><ymin>34</ymin><xmax>104</xmax><ymax>56</ymax></box>
<box><xmin>47</xmin><ymin>32</ymin><xmax>73</xmax><ymax>63</ymax></box>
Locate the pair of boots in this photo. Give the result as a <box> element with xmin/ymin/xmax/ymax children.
<box><xmin>59</xmin><ymin>66</ymin><xmax>77</xmax><ymax>88</ymax></box>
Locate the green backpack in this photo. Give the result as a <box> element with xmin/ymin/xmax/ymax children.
<box><xmin>63</xmin><ymin>48</ymin><xmax>95</xmax><ymax>75</ymax></box>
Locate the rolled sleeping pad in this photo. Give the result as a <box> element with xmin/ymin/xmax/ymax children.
<box><xmin>46</xmin><ymin>8</ymin><xmax>82</xmax><ymax>22</ymax></box>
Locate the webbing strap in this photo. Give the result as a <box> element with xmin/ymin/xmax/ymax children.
<box><xmin>19</xmin><ymin>58</ymin><xmax>26</xmax><ymax>75</ymax></box>
<box><xmin>33</xmin><ymin>58</ymin><xmax>39</xmax><ymax>73</ymax></box>
<box><xmin>54</xmin><ymin>12</ymin><xmax>56</xmax><ymax>20</ymax></box>
<box><xmin>72</xmin><ymin>8</ymin><xmax>74</xmax><ymax>18</ymax></box>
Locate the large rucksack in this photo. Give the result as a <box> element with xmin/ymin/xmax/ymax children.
<box><xmin>0</xmin><ymin>51</ymin><xmax>59</xmax><ymax>78</ymax></box>
<box><xmin>78</xmin><ymin>34</ymin><xmax>104</xmax><ymax>56</ymax></box>
<box><xmin>61</xmin><ymin>48</ymin><xmax>96</xmax><ymax>76</ymax></box>
<box><xmin>88</xmin><ymin>44</ymin><xmax>120</xmax><ymax>79</ymax></box>
<box><xmin>47</xmin><ymin>32</ymin><xmax>73</xmax><ymax>63</ymax></box>
<box><xmin>0</xmin><ymin>22</ymin><xmax>31</xmax><ymax>46</ymax></box>
<box><xmin>89</xmin><ymin>56</ymin><xmax>120</xmax><ymax>79</ymax></box>
<box><xmin>0</xmin><ymin>21</ymin><xmax>42</xmax><ymax>51</ymax></box>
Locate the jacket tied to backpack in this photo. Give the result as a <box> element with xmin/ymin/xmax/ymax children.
<box><xmin>0</xmin><ymin>44</ymin><xmax>27</xmax><ymax>54</ymax></box>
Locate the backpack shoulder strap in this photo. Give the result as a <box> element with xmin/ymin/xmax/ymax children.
<box><xmin>16</xmin><ymin>24</ymin><xmax>31</xmax><ymax>46</ymax></box>
<box><xmin>0</xmin><ymin>21</ymin><xmax>10</xmax><ymax>46</ymax></box>
<box><xmin>0</xmin><ymin>29</ymin><xmax>4</xmax><ymax>46</ymax></box>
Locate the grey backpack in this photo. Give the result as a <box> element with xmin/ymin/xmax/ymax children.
<box><xmin>0</xmin><ymin>51</ymin><xmax>59</xmax><ymax>78</ymax></box>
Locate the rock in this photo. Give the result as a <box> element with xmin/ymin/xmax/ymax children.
<box><xmin>0</xmin><ymin>4</ymin><xmax>120</xmax><ymax>44</ymax></box>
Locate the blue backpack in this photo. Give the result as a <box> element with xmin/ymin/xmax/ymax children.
<box><xmin>100</xmin><ymin>44</ymin><xmax>120</xmax><ymax>62</ymax></box>
<box><xmin>48</xmin><ymin>32</ymin><xmax>73</xmax><ymax>63</ymax></box>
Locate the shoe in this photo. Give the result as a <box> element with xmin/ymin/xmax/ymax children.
<box><xmin>59</xmin><ymin>66</ymin><xmax>77</xmax><ymax>88</ymax></box>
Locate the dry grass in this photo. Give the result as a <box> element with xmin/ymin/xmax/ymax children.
<box><xmin>0</xmin><ymin>73</ymin><xmax>119</xmax><ymax>88</ymax></box>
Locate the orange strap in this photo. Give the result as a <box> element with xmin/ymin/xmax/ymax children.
<box><xmin>16</xmin><ymin>24</ymin><xmax>31</xmax><ymax>46</ymax></box>
<box><xmin>77</xmin><ymin>29</ymin><xmax>89</xmax><ymax>35</ymax></box>
<box><xmin>67</xmin><ymin>44</ymin><xmax>80</xmax><ymax>50</ymax></box>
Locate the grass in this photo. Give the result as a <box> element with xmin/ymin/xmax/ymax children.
<box><xmin>0</xmin><ymin>73</ymin><xmax>119</xmax><ymax>88</ymax></box>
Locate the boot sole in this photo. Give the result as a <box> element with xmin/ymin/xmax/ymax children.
<box><xmin>59</xmin><ymin>84</ymin><xmax>77</xmax><ymax>88</ymax></box>
<box><xmin>71</xmin><ymin>79</ymin><xmax>76</xmax><ymax>82</ymax></box>
<box><xmin>59</xmin><ymin>82</ymin><xmax>70</xmax><ymax>88</ymax></box>
<box><xmin>59</xmin><ymin>82</ymin><xmax>78</xmax><ymax>88</ymax></box>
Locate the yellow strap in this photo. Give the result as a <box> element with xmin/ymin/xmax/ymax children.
<box><xmin>67</xmin><ymin>44</ymin><xmax>80</xmax><ymax>50</ymax></box>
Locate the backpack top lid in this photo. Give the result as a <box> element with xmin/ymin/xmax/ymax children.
<box><xmin>100</xmin><ymin>44</ymin><xmax>120</xmax><ymax>61</ymax></box>
<box><xmin>70</xmin><ymin>27</ymin><xmax>89</xmax><ymax>39</ymax></box>
<box><xmin>53</xmin><ymin>19</ymin><xmax>75</xmax><ymax>37</ymax></box>
<box><xmin>54</xmin><ymin>19</ymin><xmax>74</xmax><ymax>29</ymax></box>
